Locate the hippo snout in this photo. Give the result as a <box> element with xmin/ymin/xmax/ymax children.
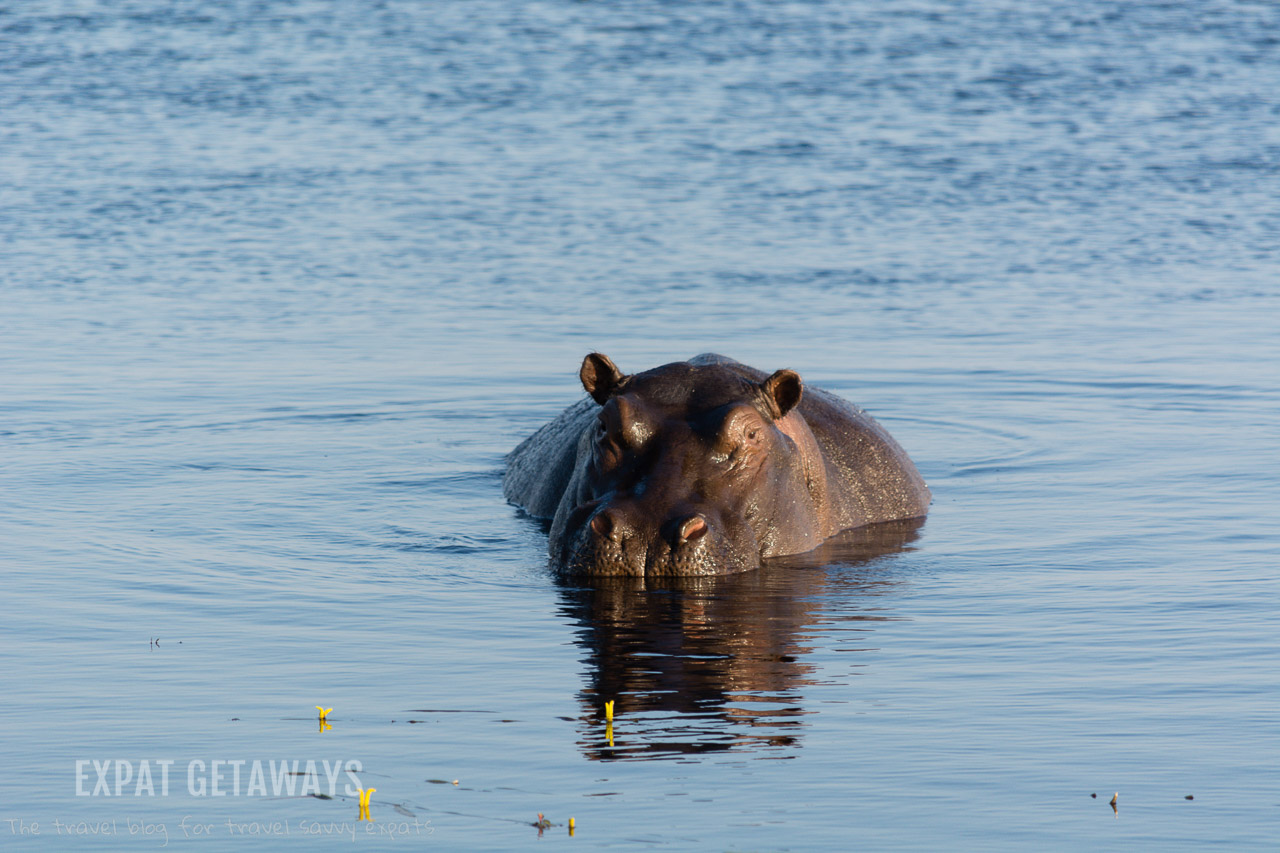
<box><xmin>571</xmin><ymin>503</ymin><xmax>732</xmax><ymax>577</ymax></box>
<box><xmin>591</xmin><ymin>506</ymin><xmax>709</xmax><ymax>550</ymax></box>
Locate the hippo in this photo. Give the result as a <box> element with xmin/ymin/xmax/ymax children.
<box><xmin>503</xmin><ymin>353</ymin><xmax>930</xmax><ymax>576</ymax></box>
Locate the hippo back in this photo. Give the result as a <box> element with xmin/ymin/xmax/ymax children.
<box><xmin>503</xmin><ymin>396</ymin><xmax>595</xmax><ymax>520</ymax></box>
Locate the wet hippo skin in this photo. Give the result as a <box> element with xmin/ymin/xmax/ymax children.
<box><xmin>504</xmin><ymin>353</ymin><xmax>930</xmax><ymax>576</ymax></box>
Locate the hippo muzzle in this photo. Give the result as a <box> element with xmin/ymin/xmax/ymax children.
<box><xmin>562</xmin><ymin>496</ymin><xmax>753</xmax><ymax>577</ymax></box>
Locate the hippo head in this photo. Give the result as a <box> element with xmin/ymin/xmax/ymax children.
<box><xmin>556</xmin><ymin>353</ymin><xmax>819</xmax><ymax>577</ymax></box>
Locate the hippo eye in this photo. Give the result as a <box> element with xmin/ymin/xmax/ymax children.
<box><xmin>747</xmin><ymin>428</ymin><xmax>759</xmax><ymax>441</ymax></box>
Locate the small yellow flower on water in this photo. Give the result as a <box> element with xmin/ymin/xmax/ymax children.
<box><xmin>316</xmin><ymin>706</ymin><xmax>332</xmax><ymax>721</ymax></box>
<box><xmin>604</xmin><ymin>700</ymin><xmax>614</xmax><ymax>722</ymax></box>
<box><xmin>358</xmin><ymin>787</ymin><xmax>377</xmax><ymax>821</ymax></box>
<box><xmin>569</xmin><ymin>817</ymin><xmax>576</xmax><ymax>830</ymax></box>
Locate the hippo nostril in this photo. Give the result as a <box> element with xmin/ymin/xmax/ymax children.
<box><xmin>676</xmin><ymin>514</ymin><xmax>708</xmax><ymax>547</ymax></box>
<box><xmin>590</xmin><ymin>510</ymin><xmax>616</xmax><ymax>542</ymax></box>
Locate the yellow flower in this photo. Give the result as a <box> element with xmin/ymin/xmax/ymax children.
<box><xmin>358</xmin><ymin>787</ymin><xmax>376</xmax><ymax>821</ymax></box>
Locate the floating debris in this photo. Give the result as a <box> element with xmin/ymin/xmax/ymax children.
<box><xmin>534</xmin><ymin>813</ymin><xmax>552</xmax><ymax>829</ymax></box>
<box><xmin>1185</xmin><ymin>794</ymin><xmax>1194</xmax><ymax>801</ymax></box>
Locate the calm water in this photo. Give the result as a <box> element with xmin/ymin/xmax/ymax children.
<box><xmin>3</xmin><ymin>0</ymin><xmax>1279</xmax><ymax>849</ymax></box>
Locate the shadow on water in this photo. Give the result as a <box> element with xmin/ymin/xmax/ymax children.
<box><xmin>552</xmin><ymin>518</ymin><xmax>925</xmax><ymax>761</ymax></box>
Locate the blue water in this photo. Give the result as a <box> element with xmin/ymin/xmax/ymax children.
<box><xmin>3</xmin><ymin>0</ymin><xmax>1279</xmax><ymax>849</ymax></box>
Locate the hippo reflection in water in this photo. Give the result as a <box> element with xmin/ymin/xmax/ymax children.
<box><xmin>558</xmin><ymin>519</ymin><xmax>924</xmax><ymax>759</ymax></box>
<box><xmin>504</xmin><ymin>354</ymin><xmax>930</xmax><ymax>576</ymax></box>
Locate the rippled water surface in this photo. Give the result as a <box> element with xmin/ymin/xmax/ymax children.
<box><xmin>3</xmin><ymin>1</ymin><xmax>1279</xmax><ymax>849</ymax></box>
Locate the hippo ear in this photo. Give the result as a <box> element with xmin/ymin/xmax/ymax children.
<box><xmin>580</xmin><ymin>353</ymin><xmax>626</xmax><ymax>405</ymax></box>
<box><xmin>761</xmin><ymin>369</ymin><xmax>803</xmax><ymax>418</ymax></box>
